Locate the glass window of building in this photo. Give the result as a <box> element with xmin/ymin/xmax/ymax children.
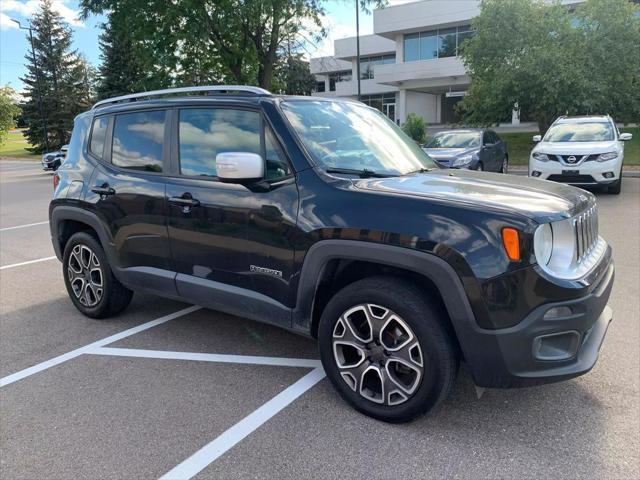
<box><xmin>314</xmin><ymin>81</ymin><xmax>326</xmax><ymax>93</ymax></box>
<box><xmin>360</xmin><ymin>54</ymin><xmax>395</xmax><ymax>79</ymax></box>
<box><xmin>419</xmin><ymin>30</ymin><xmax>438</xmax><ymax>60</ymax></box>
<box><xmin>438</xmin><ymin>27</ymin><xmax>458</xmax><ymax>58</ymax></box>
<box><xmin>404</xmin><ymin>33</ymin><xmax>420</xmax><ymax>62</ymax></box>
<box><xmin>329</xmin><ymin>71</ymin><xmax>352</xmax><ymax>91</ymax></box>
<box><xmin>404</xmin><ymin>25</ymin><xmax>476</xmax><ymax>62</ymax></box>
<box><xmin>361</xmin><ymin>93</ymin><xmax>397</xmax><ymax>122</ymax></box>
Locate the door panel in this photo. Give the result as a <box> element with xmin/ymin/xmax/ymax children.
<box><xmin>85</xmin><ymin>109</ymin><xmax>175</xmax><ymax>294</ymax></box>
<box><xmin>166</xmin><ymin>178</ymin><xmax>252</xmax><ymax>290</ymax></box>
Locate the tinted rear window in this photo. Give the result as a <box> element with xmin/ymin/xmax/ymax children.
<box><xmin>112</xmin><ymin>110</ymin><xmax>166</xmax><ymax>172</ymax></box>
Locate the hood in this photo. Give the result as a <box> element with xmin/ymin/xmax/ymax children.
<box><xmin>533</xmin><ymin>140</ymin><xmax>620</xmax><ymax>155</ymax></box>
<box><xmin>352</xmin><ymin>169</ymin><xmax>593</xmax><ymax>223</ymax></box>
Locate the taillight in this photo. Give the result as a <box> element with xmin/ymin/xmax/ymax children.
<box><xmin>53</xmin><ymin>173</ymin><xmax>60</xmax><ymax>190</ymax></box>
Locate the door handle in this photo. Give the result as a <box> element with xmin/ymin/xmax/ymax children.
<box><xmin>92</xmin><ymin>184</ymin><xmax>115</xmax><ymax>196</ymax></box>
<box><xmin>169</xmin><ymin>196</ymin><xmax>201</xmax><ymax>207</ymax></box>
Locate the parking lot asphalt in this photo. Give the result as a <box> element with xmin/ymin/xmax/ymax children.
<box><xmin>1</xmin><ymin>159</ymin><xmax>639</xmax><ymax>479</ymax></box>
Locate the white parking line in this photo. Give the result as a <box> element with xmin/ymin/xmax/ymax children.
<box><xmin>0</xmin><ymin>305</ymin><xmax>201</xmax><ymax>388</ymax></box>
<box><xmin>0</xmin><ymin>221</ymin><xmax>49</xmax><ymax>232</ymax></box>
<box><xmin>0</xmin><ymin>256</ymin><xmax>57</xmax><ymax>270</ymax></box>
<box><xmin>159</xmin><ymin>367</ymin><xmax>326</xmax><ymax>480</ymax></box>
<box><xmin>88</xmin><ymin>347</ymin><xmax>322</xmax><ymax>368</ymax></box>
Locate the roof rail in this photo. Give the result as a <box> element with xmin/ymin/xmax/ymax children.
<box><xmin>92</xmin><ymin>85</ymin><xmax>271</xmax><ymax>109</ymax></box>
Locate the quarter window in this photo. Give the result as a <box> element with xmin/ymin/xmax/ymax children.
<box><xmin>89</xmin><ymin>116</ymin><xmax>109</xmax><ymax>158</ymax></box>
<box><xmin>112</xmin><ymin>110</ymin><xmax>166</xmax><ymax>172</ymax></box>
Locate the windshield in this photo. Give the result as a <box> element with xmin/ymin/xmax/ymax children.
<box><xmin>425</xmin><ymin>131</ymin><xmax>481</xmax><ymax>148</ymax></box>
<box><xmin>281</xmin><ymin>100</ymin><xmax>434</xmax><ymax>175</ymax></box>
<box><xmin>544</xmin><ymin>122</ymin><xmax>615</xmax><ymax>142</ymax></box>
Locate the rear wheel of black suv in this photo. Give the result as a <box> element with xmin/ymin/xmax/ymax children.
<box><xmin>62</xmin><ymin>232</ymin><xmax>133</xmax><ymax>318</ymax></box>
<box><xmin>318</xmin><ymin>276</ymin><xmax>458</xmax><ymax>423</ymax></box>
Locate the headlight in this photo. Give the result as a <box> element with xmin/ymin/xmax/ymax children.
<box><xmin>532</xmin><ymin>152</ymin><xmax>549</xmax><ymax>162</ymax></box>
<box><xmin>597</xmin><ymin>152</ymin><xmax>618</xmax><ymax>162</ymax></box>
<box><xmin>534</xmin><ymin>223</ymin><xmax>553</xmax><ymax>266</ymax></box>
<box><xmin>452</xmin><ymin>154</ymin><xmax>474</xmax><ymax>167</ymax></box>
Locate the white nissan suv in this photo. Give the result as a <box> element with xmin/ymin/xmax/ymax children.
<box><xmin>529</xmin><ymin>115</ymin><xmax>632</xmax><ymax>194</ymax></box>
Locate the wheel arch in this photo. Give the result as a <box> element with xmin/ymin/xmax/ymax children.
<box><xmin>292</xmin><ymin>241</ymin><xmax>478</xmax><ymax>358</ymax></box>
<box><xmin>50</xmin><ymin>206</ymin><xmax>116</xmax><ymax>267</ymax></box>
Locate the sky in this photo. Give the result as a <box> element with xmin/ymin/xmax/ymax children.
<box><xmin>0</xmin><ymin>0</ymin><xmax>415</xmax><ymax>93</ymax></box>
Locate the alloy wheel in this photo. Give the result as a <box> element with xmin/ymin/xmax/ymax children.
<box><xmin>332</xmin><ymin>303</ymin><xmax>424</xmax><ymax>406</ymax></box>
<box><xmin>67</xmin><ymin>244</ymin><xmax>104</xmax><ymax>307</ymax></box>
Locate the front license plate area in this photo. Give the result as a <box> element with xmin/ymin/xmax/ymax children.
<box><xmin>562</xmin><ymin>169</ymin><xmax>580</xmax><ymax>176</ymax></box>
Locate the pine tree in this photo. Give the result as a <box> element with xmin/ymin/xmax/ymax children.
<box><xmin>96</xmin><ymin>9</ymin><xmax>151</xmax><ymax>100</ymax></box>
<box><xmin>21</xmin><ymin>0</ymin><xmax>92</xmax><ymax>152</ymax></box>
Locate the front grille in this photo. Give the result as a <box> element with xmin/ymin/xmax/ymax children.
<box><xmin>547</xmin><ymin>174</ymin><xmax>596</xmax><ymax>183</ymax></box>
<box><xmin>547</xmin><ymin>154</ymin><xmax>600</xmax><ymax>163</ymax></box>
<box><xmin>574</xmin><ymin>205</ymin><xmax>598</xmax><ymax>263</ymax></box>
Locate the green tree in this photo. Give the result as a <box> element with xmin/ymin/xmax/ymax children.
<box><xmin>82</xmin><ymin>0</ymin><xmax>327</xmax><ymax>90</ymax></box>
<box><xmin>273</xmin><ymin>53</ymin><xmax>316</xmax><ymax>95</ymax></box>
<box><xmin>458</xmin><ymin>0</ymin><xmax>640</xmax><ymax>132</ymax></box>
<box><xmin>96</xmin><ymin>8</ymin><xmax>158</xmax><ymax>99</ymax></box>
<box><xmin>0</xmin><ymin>87</ymin><xmax>21</xmax><ymax>145</ymax></box>
<box><xmin>402</xmin><ymin>113</ymin><xmax>427</xmax><ymax>144</ymax></box>
<box><xmin>21</xmin><ymin>0</ymin><xmax>94</xmax><ymax>152</ymax></box>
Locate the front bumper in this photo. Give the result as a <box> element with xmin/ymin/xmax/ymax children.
<box><xmin>465</xmin><ymin>255</ymin><xmax>614</xmax><ymax>388</ymax></box>
<box><xmin>529</xmin><ymin>156</ymin><xmax>622</xmax><ymax>185</ymax></box>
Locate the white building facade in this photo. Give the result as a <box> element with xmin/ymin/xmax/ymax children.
<box><xmin>310</xmin><ymin>0</ymin><xmax>583</xmax><ymax>125</ymax></box>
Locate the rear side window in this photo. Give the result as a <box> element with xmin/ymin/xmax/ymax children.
<box><xmin>112</xmin><ymin>110</ymin><xmax>166</xmax><ymax>172</ymax></box>
<box><xmin>89</xmin><ymin>116</ymin><xmax>109</xmax><ymax>158</ymax></box>
<box><xmin>179</xmin><ymin>108</ymin><xmax>260</xmax><ymax>177</ymax></box>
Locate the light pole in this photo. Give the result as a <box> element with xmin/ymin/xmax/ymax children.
<box><xmin>12</xmin><ymin>18</ymin><xmax>49</xmax><ymax>152</ymax></box>
<box><xmin>355</xmin><ymin>0</ymin><xmax>361</xmax><ymax>101</ymax></box>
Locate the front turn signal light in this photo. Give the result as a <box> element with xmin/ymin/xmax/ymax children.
<box><xmin>502</xmin><ymin>227</ymin><xmax>521</xmax><ymax>261</ymax></box>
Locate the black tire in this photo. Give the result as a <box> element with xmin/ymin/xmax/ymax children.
<box><xmin>62</xmin><ymin>231</ymin><xmax>133</xmax><ymax>318</ymax></box>
<box><xmin>501</xmin><ymin>156</ymin><xmax>508</xmax><ymax>174</ymax></box>
<box><xmin>477</xmin><ymin>162</ymin><xmax>484</xmax><ymax>172</ymax></box>
<box><xmin>607</xmin><ymin>178</ymin><xmax>621</xmax><ymax>195</ymax></box>
<box><xmin>318</xmin><ymin>276</ymin><xmax>458</xmax><ymax>423</ymax></box>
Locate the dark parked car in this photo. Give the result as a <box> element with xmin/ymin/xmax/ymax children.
<box><xmin>50</xmin><ymin>86</ymin><xmax>613</xmax><ymax>423</ymax></box>
<box><xmin>423</xmin><ymin>128</ymin><xmax>508</xmax><ymax>173</ymax></box>
<box><xmin>41</xmin><ymin>144</ymin><xmax>68</xmax><ymax>171</ymax></box>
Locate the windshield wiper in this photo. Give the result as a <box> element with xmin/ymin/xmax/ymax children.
<box><xmin>405</xmin><ymin>167</ymin><xmax>435</xmax><ymax>175</ymax></box>
<box><xmin>325</xmin><ymin>168</ymin><xmax>394</xmax><ymax>178</ymax></box>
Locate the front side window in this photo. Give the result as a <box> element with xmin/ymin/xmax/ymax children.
<box><xmin>281</xmin><ymin>100</ymin><xmax>434</xmax><ymax>176</ymax></box>
<box><xmin>179</xmin><ymin>108</ymin><xmax>260</xmax><ymax>177</ymax></box>
<box><xmin>89</xmin><ymin>116</ymin><xmax>109</xmax><ymax>158</ymax></box>
<box><xmin>112</xmin><ymin>110</ymin><xmax>166</xmax><ymax>172</ymax></box>
<box><xmin>544</xmin><ymin>122</ymin><xmax>615</xmax><ymax>142</ymax></box>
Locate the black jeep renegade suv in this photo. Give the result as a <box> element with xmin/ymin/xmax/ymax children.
<box><xmin>49</xmin><ymin>86</ymin><xmax>614</xmax><ymax>423</ymax></box>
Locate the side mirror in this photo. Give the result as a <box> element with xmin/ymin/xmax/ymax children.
<box><xmin>620</xmin><ymin>133</ymin><xmax>633</xmax><ymax>141</ymax></box>
<box><xmin>532</xmin><ymin>135</ymin><xmax>542</xmax><ymax>142</ymax></box>
<box><xmin>216</xmin><ymin>152</ymin><xmax>264</xmax><ymax>184</ymax></box>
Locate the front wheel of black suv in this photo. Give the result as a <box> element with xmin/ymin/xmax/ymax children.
<box><xmin>318</xmin><ymin>276</ymin><xmax>459</xmax><ymax>423</ymax></box>
<box><xmin>62</xmin><ymin>232</ymin><xmax>133</xmax><ymax>319</ymax></box>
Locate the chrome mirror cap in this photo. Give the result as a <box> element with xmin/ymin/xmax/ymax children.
<box><xmin>216</xmin><ymin>152</ymin><xmax>264</xmax><ymax>183</ymax></box>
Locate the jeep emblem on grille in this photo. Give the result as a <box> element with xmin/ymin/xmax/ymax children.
<box><xmin>567</xmin><ymin>155</ymin><xmax>577</xmax><ymax>163</ymax></box>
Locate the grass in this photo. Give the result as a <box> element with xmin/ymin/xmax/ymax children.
<box><xmin>0</xmin><ymin>129</ymin><xmax>40</xmax><ymax>160</ymax></box>
<box><xmin>500</xmin><ymin>127</ymin><xmax>640</xmax><ymax>166</ymax></box>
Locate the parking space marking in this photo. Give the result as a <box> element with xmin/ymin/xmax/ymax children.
<box><xmin>87</xmin><ymin>347</ymin><xmax>322</xmax><ymax>368</ymax></box>
<box><xmin>0</xmin><ymin>221</ymin><xmax>49</xmax><ymax>232</ymax></box>
<box><xmin>0</xmin><ymin>256</ymin><xmax>57</xmax><ymax>270</ymax></box>
<box><xmin>159</xmin><ymin>367</ymin><xmax>326</xmax><ymax>480</ymax></box>
<box><xmin>0</xmin><ymin>305</ymin><xmax>201</xmax><ymax>387</ymax></box>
